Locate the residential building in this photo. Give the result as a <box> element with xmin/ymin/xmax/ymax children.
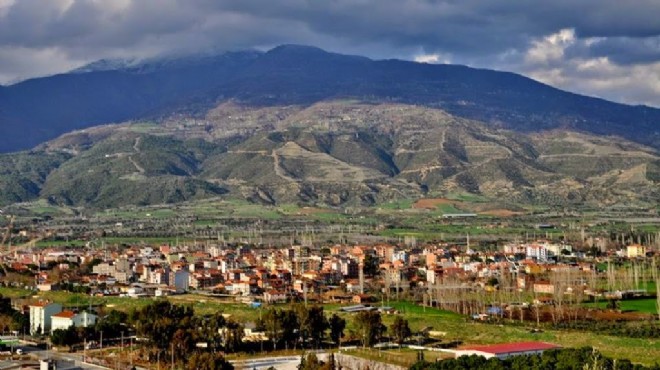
<box><xmin>627</xmin><ymin>244</ymin><xmax>647</xmax><ymax>258</ymax></box>
<box><xmin>29</xmin><ymin>302</ymin><xmax>62</xmax><ymax>335</ymax></box>
<box><xmin>172</xmin><ymin>270</ymin><xmax>190</xmax><ymax>293</ymax></box>
<box><xmin>525</xmin><ymin>245</ymin><xmax>548</xmax><ymax>261</ymax></box>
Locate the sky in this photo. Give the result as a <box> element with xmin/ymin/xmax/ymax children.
<box><xmin>1</xmin><ymin>0</ymin><xmax>659</xmax><ymax>107</ymax></box>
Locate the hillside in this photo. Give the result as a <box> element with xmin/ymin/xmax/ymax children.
<box><xmin>1</xmin><ymin>101</ymin><xmax>656</xmax><ymax>209</ymax></box>
<box><xmin>0</xmin><ymin>45</ymin><xmax>658</xmax><ymax>153</ymax></box>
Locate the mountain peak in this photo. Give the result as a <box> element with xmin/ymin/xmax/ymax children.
<box><xmin>267</xmin><ymin>44</ymin><xmax>328</xmax><ymax>55</ymax></box>
<box><xmin>71</xmin><ymin>58</ymin><xmax>140</xmax><ymax>73</ymax></box>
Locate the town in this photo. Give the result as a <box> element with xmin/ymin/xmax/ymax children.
<box><xmin>0</xmin><ymin>227</ymin><xmax>658</xmax><ymax>369</ymax></box>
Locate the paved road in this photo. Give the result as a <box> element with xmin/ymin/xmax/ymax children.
<box><xmin>232</xmin><ymin>353</ymin><xmax>328</xmax><ymax>370</ymax></box>
<box><xmin>19</xmin><ymin>344</ymin><xmax>111</xmax><ymax>369</ymax></box>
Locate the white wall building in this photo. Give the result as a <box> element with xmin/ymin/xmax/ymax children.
<box><xmin>455</xmin><ymin>342</ymin><xmax>560</xmax><ymax>359</ymax></box>
<box><xmin>51</xmin><ymin>311</ymin><xmax>98</xmax><ymax>332</ymax></box>
<box><xmin>525</xmin><ymin>245</ymin><xmax>548</xmax><ymax>261</ymax></box>
<box><xmin>29</xmin><ymin>302</ymin><xmax>62</xmax><ymax>335</ymax></box>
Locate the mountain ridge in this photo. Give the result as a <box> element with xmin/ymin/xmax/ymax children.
<box><xmin>1</xmin><ymin>101</ymin><xmax>655</xmax><ymax>209</ymax></box>
<box><xmin>0</xmin><ymin>44</ymin><xmax>658</xmax><ymax>153</ymax></box>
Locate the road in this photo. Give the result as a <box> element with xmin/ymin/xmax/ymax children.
<box><xmin>19</xmin><ymin>343</ymin><xmax>112</xmax><ymax>370</ymax></box>
<box><xmin>231</xmin><ymin>353</ymin><xmax>328</xmax><ymax>370</ymax></box>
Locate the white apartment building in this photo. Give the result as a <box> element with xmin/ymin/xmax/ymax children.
<box><xmin>29</xmin><ymin>302</ymin><xmax>62</xmax><ymax>335</ymax></box>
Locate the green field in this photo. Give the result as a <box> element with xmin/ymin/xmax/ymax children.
<box><xmin>584</xmin><ymin>298</ymin><xmax>658</xmax><ymax>314</ymax></box>
<box><xmin>325</xmin><ymin>300</ymin><xmax>660</xmax><ymax>366</ymax></box>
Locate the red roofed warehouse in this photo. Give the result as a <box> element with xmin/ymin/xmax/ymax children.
<box><xmin>455</xmin><ymin>341</ymin><xmax>560</xmax><ymax>359</ymax></box>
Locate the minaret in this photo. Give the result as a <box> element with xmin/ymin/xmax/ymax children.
<box><xmin>359</xmin><ymin>262</ymin><xmax>364</xmax><ymax>295</ymax></box>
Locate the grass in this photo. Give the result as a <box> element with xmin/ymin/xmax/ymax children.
<box><xmin>584</xmin><ymin>298</ymin><xmax>658</xmax><ymax>314</ymax></box>
<box><xmin>231</xmin><ymin>205</ymin><xmax>281</xmax><ymax>220</ymax></box>
<box><xmin>378</xmin><ymin>199</ymin><xmax>415</xmax><ymax>210</ymax></box>
<box><xmin>0</xmin><ymin>287</ymin><xmax>32</xmax><ymax>298</ymax></box>
<box><xmin>277</xmin><ymin>204</ymin><xmax>303</xmax><ymax>215</ymax></box>
<box><xmin>433</xmin><ymin>203</ymin><xmax>463</xmax><ymax>214</ymax></box>
<box><xmin>344</xmin><ymin>347</ymin><xmax>448</xmax><ymax>368</ymax></box>
<box><xmin>35</xmin><ymin>240</ymin><xmax>88</xmax><ymax>247</ymax></box>
<box><xmin>445</xmin><ymin>192</ymin><xmax>490</xmax><ymax>203</ymax></box>
<box><xmin>326</xmin><ymin>300</ymin><xmax>660</xmax><ymax>366</ymax></box>
<box><xmin>129</xmin><ymin>122</ymin><xmax>159</xmax><ymax>133</ymax></box>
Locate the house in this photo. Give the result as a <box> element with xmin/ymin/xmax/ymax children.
<box><xmin>533</xmin><ymin>281</ymin><xmax>555</xmax><ymax>294</ymax></box>
<box><xmin>455</xmin><ymin>341</ymin><xmax>560</xmax><ymax>359</ymax></box>
<box><xmin>626</xmin><ymin>244</ymin><xmax>647</xmax><ymax>258</ymax></box>
<box><xmin>51</xmin><ymin>311</ymin><xmax>75</xmax><ymax>331</ymax></box>
<box><xmin>29</xmin><ymin>302</ymin><xmax>62</xmax><ymax>335</ymax></box>
<box><xmin>352</xmin><ymin>294</ymin><xmax>375</xmax><ymax>304</ymax></box>
<box><xmin>51</xmin><ymin>311</ymin><xmax>98</xmax><ymax>332</ymax></box>
<box><xmin>263</xmin><ymin>290</ymin><xmax>287</xmax><ymax>304</ymax></box>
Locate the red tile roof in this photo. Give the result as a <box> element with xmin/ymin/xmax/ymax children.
<box><xmin>30</xmin><ymin>301</ymin><xmax>54</xmax><ymax>307</ymax></box>
<box><xmin>52</xmin><ymin>311</ymin><xmax>76</xmax><ymax>319</ymax></box>
<box><xmin>461</xmin><ymin>342</ymin><xmax>559</xmax><ymax>354</ymax></box>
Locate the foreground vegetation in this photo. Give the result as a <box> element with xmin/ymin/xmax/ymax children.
<box><xmin>9</xmin><ymin>288</ymin><xmax>658</xmax><ymax>366</ymax></box>
<box><xmin>411</xmin><ymin>347</ymin><xmax>660</xmax><ymax>370</ymax></box>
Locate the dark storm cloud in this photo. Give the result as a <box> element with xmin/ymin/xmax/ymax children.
<box><xmin>564</xmin><ymin>36</ymin><xmax>660</xmax><ymax>66</ymax></box>
<box><xmin>0</xmin><ymin>0</ymin><xmax>659</xmax><ymax>105</ymax></box>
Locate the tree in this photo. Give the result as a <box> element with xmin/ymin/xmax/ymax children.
<box><xmin>280</xmin><ymin>309</ymin><xmax>299</xmax><ymax>349</ymax></box>
<box><xmin>261</xmin><ymin>308</ymin><xmax>298</xmax><ymax>350</ymax></box>
<box><xmin>95</xmin><ymin>310</ymin><xmax>128</xmax><ymax>339</ymax></box>
<box><xmin>323</xmin><ymin>353</ymin><xmax>337</xmax><ymax>370</ymax></box>
<box><xmin>354</xmin><ymin>311</ymin><xmax>385</xmax><ymax>347</ymax></box>
<box><xmin>297</xmin><ymin>305</ymin><xmax>328</xmax><ymax>348</ymax></box>
<box><xmin>653</xmin><ymin>257</ymin><xmax>660</xmax><ymax>319</ymax></box>
<box><xmin>222</xmin><ymin>320</ymin><xmax>244</xmax><ymax>353</ymax></box>
<box><xmin>298</xmin><ymin>352</ymin><xmax>324</xmax><ymax>370</ymax></box>
<box><xmin>185</xmin><ymin>351</ymin><xmax>233</xmax><ymax>370</ymax></box>
<box><xmin>328</xmin><ymin>314</ymin><xmax>346</xmax><ymax>347</ymax></box>
<box><xmin>172</xmin><ymin>328</ymin><xmax>194</xmax><ymax>361</ymax></box>
<box><xmin>194</xmin><ymin>313</ymin><xmax>226</xmax><ymax>351</ymax></box>
<box><xmin>131</xmin><ymin>301</ymin><xmax>194</xmax><ymax>351</ymax></box>
<box><xmin>262</xmin><ymin>308</ymin><xmax>283</xmax><ymax>351</ymax></box>
<box><xmin>363</xmin><ymin>255</ymin><xmax>380</xmax><ymax>277</ymax></box>
<box><xmin>51</xmin><ymin>326</ymin><xmax>79</xmax><ymax>347</ymax></box>
<box><xmin>390</xmin><ymin>316</ymin><xmax>411</xmax><ymax>347</ymax></box>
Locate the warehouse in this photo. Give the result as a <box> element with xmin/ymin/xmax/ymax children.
<box><xmin>455</xmin><ymin>341</ymin><xmax>560</xmax><ymax>359</ymax></box>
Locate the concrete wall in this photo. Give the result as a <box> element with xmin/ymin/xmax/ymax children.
<box><xmin>335</xmin><ymin>353</ymin><xmax>406</xmax><ymax>370</ymax></box>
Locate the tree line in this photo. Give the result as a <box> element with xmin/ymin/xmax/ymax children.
<box><xmin>410</xmin><ymin>347</ymin><xmax>660</xmax><ymax>370</ymax></box>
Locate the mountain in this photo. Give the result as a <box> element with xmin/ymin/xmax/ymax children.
<box><xmin>0</xmin><ymin>45</ymin><xmax>658</xmax><ymax>153</ymax></box>
<box><xmin>0</xmin><ymin>51</ymin><xmax>262</xmax><ymax>152</ymax></box>
<box><xmin>1</xmin><ymin>101</ymin><xmax>657</xmax><ymax>209</ymax></box>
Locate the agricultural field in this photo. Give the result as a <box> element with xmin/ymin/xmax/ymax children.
<box><xmin>584</xmin><ymin>298</ymin><xmax>658</xmax><ymax>314</ymax></box>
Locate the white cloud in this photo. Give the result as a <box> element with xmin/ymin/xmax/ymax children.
<box><xmin>0</xmin><ymin>0</ymin><xmax>14</xmax><ymax>17</ymax></box>
<box><xmin>414</xmin><ymin>53</ymin><xmax>450</xmax><ymax>64</ymax></box>
<box><xmin>525</xmin><ymin>28</ymin><xmax>575</xmax><ymax>64</ymax></box>
<box><xmin>0</xmin><ymin>46</ymin><xmax>84</xmax><ymax>83</ymax></box>
<box><xmin>520</xmin><ymin>29</ymin><xmax>660</xmax><ymax>106</ymax></box>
